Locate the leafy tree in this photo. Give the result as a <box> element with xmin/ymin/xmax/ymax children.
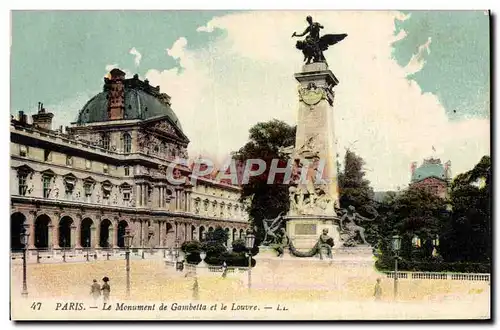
<box><xmin>233</xmin><ymin>119</ymin><xmax>296</xmax><ymax>244</ymax></box>
<box><xmin>375</xmin><ymin>186</ymin><xmax>449</xmax><ymax>270</ymax></box>
<box><xmin>231</xmin><ymin>238</ymin><xmax>247</xmax><ymax>253</ymax></box>
<box><xmin>440</xmin><ymin>156</ymin><xmax>491</xmax><ymax>263</ymax></box>
<box><xmin>338</xmin><ymin>148</ymin><xmax>379</xmax><ymax>245</ymax></box>
<box><xmin>204</xmin><ymin>227</ymin><xmax>228</xmax><ymax>245</ymax></box>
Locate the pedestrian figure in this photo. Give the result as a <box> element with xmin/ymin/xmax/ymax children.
<box><xmin>192</xmin><ymin>277</ymin><xmax>199</xmax><ymax>300</ymax></box>
<box><xmin>374</xmin><ymin>278</ymin><xmax>382</xmax><ymax>301</ymax></box>
<box><xmin>221</xmin><ymin>261</ymin><xmax>228</xmax><ymax>278</ymax></box>
<box><xmin>101</xmin><ymin>276</ymin><xmax>111</xmax><ymax>303</ymax></box>
<box><xmin>90</xmin><ymin>279</ymin><xmax>101</xmax><ymax>304</ymax></box>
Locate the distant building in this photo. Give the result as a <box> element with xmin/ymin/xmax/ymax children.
<box><xmin>10</xmin><ymin>68</ymin><xmax>249</xmax><ymax>252</ymax></box>
<box><xmin>410</xmin><ymin>157</ymin><xmax>451</xmax><ymax>198</ymax></box>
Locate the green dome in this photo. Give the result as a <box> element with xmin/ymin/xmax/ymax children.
<box><xmin>75</xmin><ymin>75</ymin><xmax>183</xmax><ymax>133</ymax></box>
<box><xmin>412</xmin><ymin>159</ymin><xmax>446</xmax><ymax>182</ymax></box>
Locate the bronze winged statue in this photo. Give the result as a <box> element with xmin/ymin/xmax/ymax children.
<box><xmin>292</xmin><ymin>15</ymin><xmax>347</xmax><ymax>64</ymax></box>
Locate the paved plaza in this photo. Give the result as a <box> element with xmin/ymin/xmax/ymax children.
<box><xmin>10</xmin><ymin>260</ymin><xmax>490</xmax><ymax>320</ymax></box>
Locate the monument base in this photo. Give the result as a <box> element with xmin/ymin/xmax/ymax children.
<box><xmin>285</xmin><ymin>215</ymin><xmax>341</xmax><ymax>251</ymax></box>
<box><xmin>250</xmin><ymin>245</ymin><xmax>380</xmax><ymax>291</ymax></box>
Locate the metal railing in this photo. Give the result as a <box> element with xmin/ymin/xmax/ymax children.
<box><xmin>384</xmin><ymin>271</ymin><xmax>490</xmax><ymax>282</ymax></box>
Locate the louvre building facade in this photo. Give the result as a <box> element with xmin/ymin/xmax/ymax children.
<box><xmin>10</xmin><ymin>68</ymin><xmax>249</xmax><ymax>252</ymax></box>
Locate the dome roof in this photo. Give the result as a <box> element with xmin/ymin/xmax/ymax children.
<box><xmin>75</xmin><ymin>73</ymin><xmax>183</xmax><ymax>133</ymax></box>
<box><xmin>411</xmin><ymin>158</ymin><xmax>446</xmax><ymax>182</ymax></box>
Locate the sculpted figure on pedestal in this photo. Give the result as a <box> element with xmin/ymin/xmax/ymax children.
<box><xmin>261</xmin><ymin>212</ymin><xmax>284</xmax><ymax>245</ymax></box>
<box><xmin>287</xmin><ymin>228</ymin><xmax>334</xmax><ymax>260</ymax></box>
<box><xmin>291</xmin><ymin>15</ymin><xmax>348</xmax><ymax>64</ymax></box>
<box><xmin>338</xmin><ymin>205</ymin><xmax>377</xmax><ymax>246</ymax></box>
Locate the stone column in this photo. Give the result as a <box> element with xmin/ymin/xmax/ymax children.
<box><xmin>184</xmin><ymin>223</ymin><xmax>188</xmax><ymax>242</ymax></box>
<box><xmin>91</xmin><ymin>224</ymin><xmax>98</xmax><ymax>248</ymax></box>
<box><xmin>70</xmin><ymin>224</ymin><xmax>77</xmax><ymax>249</ymax></box>
<box><xmin>139</xmin><ymin>220</ymin><xmax>144</xmax><ymax>247</ymax></box>
<box><xmin>52</xmin><ymin>223</ymin><xmax>60</xmax><ymax>249</ymax></box>
<box><xmin>47</xmin><ymin>224</ymin><xmax>54</xmax><ymax>249</ymax></box>
<box><xmin>227</xmin><ymin>229</ymin><xmax>232</xmax><ymax>247</ymax></box>
<box><xmin>176</xmin><ymin>189</ymin><xmax>181</xmax><ymax>210</ymax></box>
<box><xmin>74</xmin><ymin>214</ymin><xmax>81</xmax><ymax>248</ymax></box>
<box><xmin>158</xmin><ymin>186</ymin><xmax>162</xmax><ymax>208</ymax></box>
<box><xmin>136</xmin><ymin>184</ymin><xmax>141</xmax><ymax>206</ymax></box>
<box><xmin>192</xmin><ymin>227</ymin><xmax>198</xmax><ymax>242</ymax></box>
<box><xmin>143</xmin><ymin>184</ymin><xmax>148</xmax><ymax>207</ymax></box>
<box><xmin>27</xmin><ymin>211</ymin><xmax>36</xmax><ymax>249</ymax></box>
<box><xmin>158</xmin><ymin>222</ymin><xmax>164</xmax><ymax>247</ymax></box>
<box><xmin>110</xmin><ymin>221</ymin><xmax>118</xmax><ymax>248</ymax></box>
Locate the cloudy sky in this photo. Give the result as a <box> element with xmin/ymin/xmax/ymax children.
<box><xmin>11</xmin><ymin>11</ymin><xmax>490</xmax><ymax>191</ymax></box>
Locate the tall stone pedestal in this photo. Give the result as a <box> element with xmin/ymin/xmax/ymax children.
<box><xmin>285</xmin><ymin>62</ymin><xmax>342</xmax><ymax>250</ymax></box>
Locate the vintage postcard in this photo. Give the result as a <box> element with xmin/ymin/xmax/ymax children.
<box><xmin>10</xmin><ymin>10</ymin><xmax>491</xmax><ymax>321</ymax></box>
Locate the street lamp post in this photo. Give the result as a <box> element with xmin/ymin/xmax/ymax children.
<box><xmin>21</xmin><ymin>224</ymin><xmax>30</xmax><ymax>298</ymax></box>
<box><xmin>123</xmin><ymin>228</ymin><xmax>134</xmax><ymax>298</ymax></box>
<box><xmin>391</xmin><ymin>235</ymin><xmax>402</xmax><ymax>300</ymax></box>
<box><xmin>245</xmin><ymin>231</ymin><xmax>256</xmax><ymax>291</ymax></box>
<box><xmin>175</xmin><ymin>238</ymin><xmax>180</xmax><ymax>271</ymax></box>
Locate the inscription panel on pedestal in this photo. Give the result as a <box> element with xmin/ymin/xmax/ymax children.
<box><xmin>295</xmin><ymin>223</ymin><xmax>317</xmax><ymax>235</ymax></box>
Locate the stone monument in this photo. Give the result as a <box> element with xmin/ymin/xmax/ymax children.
<box><xmin>249</xmin><ymin>18</ymin><xmax>380</xmax><ymax>291</ymax></box>
<box><xmin>284</xmin><ymin>15</ymin><xmax>346</xmax><ymax>252</ymax></box>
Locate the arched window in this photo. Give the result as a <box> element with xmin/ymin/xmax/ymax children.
<box><xmin>123</xmin><ymin>133</ymin><xmax>132</xmax><ymax>154</ymax></box>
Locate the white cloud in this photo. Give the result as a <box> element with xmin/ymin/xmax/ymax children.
<box><xmin>141</xmin><ymin>11</ymin><xmax>489</xmax><ymax>191</ymax></box>
<box><xmin>196</xmin><ymin>23</ymin><xmax>215</xmax><ymax>33</ymax></box>
<box><xmin>129</xmin><ymin>47</ymin><xmax>142</xmax><ymax>66</ymax></box>
<box><xmin>404</xmin><ymin>37</ymin><xmax>432</xmax><ymax>76</ymax></box>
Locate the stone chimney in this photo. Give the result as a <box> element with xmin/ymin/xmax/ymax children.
<box><xmin>106</xmin><ymin>68</ymin><xmax>126</xmax><ymax>120</ymax></box>
<box><xmin>32</xmin><ymin>102</ymin><xmax>54</xmax><ymax>130</ymax></box>
<box><xmin>18</xmin><ymin>110</ymin><xmax>28</xmax><ymax>124</ymax></box>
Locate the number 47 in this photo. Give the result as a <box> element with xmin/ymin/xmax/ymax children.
<box><xmin>30</xmin><ymin>302</ymin><xmax>42</xmax><ymax>310</ymax></box>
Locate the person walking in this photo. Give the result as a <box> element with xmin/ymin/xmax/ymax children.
<box><xmin>90</xmin><ymin>279</ymin><xmax>101</xmax><ymax>305</ymax></box>
<box><xmin>221</xmin><ymin>261</ymin><xmax>228</xmax><ymax>279</ymax></box>
<box><xmin>192</xmin><ymin>277</ymin><xmax>199</xmax><ymax>300</ymax></box>
<box><xmin>374</xmin><ymin>278</ymin><xmax>382</xmax><ymax>301</ymax></box>
<box><xmin>101</xmin><ymin>276</ymin><xmax>111</xmax><ymax>303</ymax></box>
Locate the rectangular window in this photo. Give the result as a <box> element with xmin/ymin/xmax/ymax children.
<box><xmin>66</xmin><ymin>155</ymin><xmax>73</xmax><ymax>166</ymax></box>
<box><xmin>18</xmin><ymin>173</ymin><xmax>27</xmax><ymax>196</ymax></box>
<box><xmin>85</xmin><ymin>160</ymin><xmax>92</xmax><ymax>170</ymax></box>
<box><xmin>19</xmin><ymin>145</ymin><xmax>28</xmax><ymax>157</ymax></box>
<box><xmin>103</xmin><ymin>164</ymin><xmax>108</xmax><ymax>174</ymax></box>
<box><xmin>123</xmin><ymin>191</ymin><xmax>130</xmax><ymax>201</ymax></box>
<box><xmin>124</xmin><ymin>166</ymin><xmax>130</xmax><ymax>176</ymax></box>
<box><xmin>42</xmin><ymin>176</ymin><xmax>51</xmax><ymax>198</ymax></box>
<box><xmin>102</xmin><ymin>134</ymin><xmax>110</xmax><ymax>150</ymax></box>
<box><xmin>84</xmin><ymin>184</ymin><xmax>92</xmax><ymax>196</ymax></box>
<box><xmin>44</xmin><ymin>150</ymin><xmax>51</xmax><ymax>162</ymax></box>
